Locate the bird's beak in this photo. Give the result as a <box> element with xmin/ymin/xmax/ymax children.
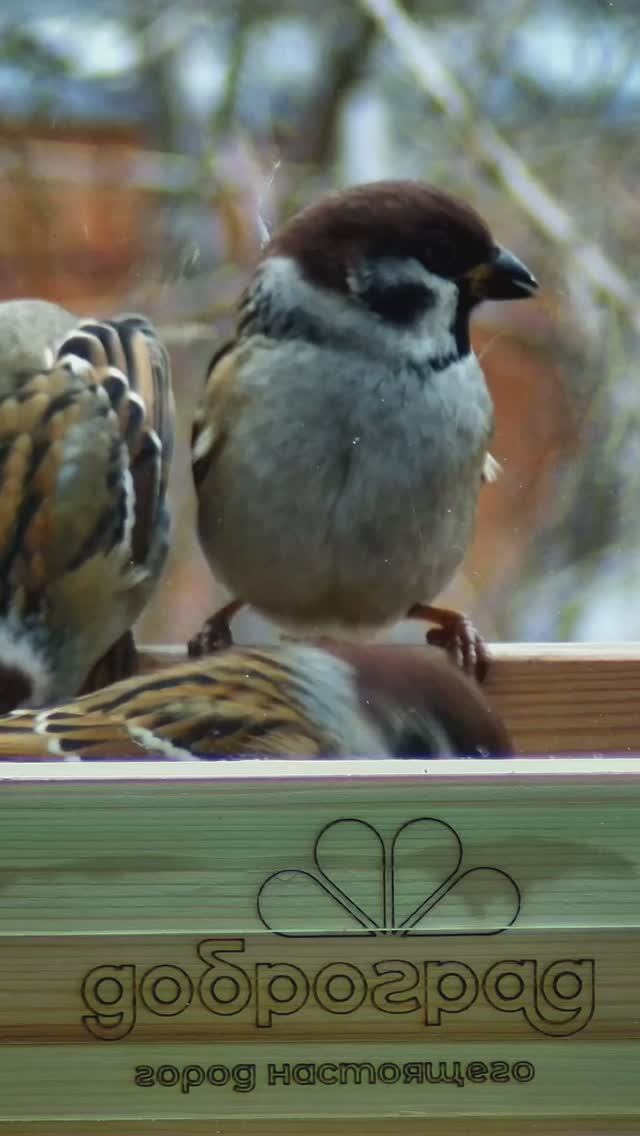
<box><xmin>466</xmin><ymin>245</ymin><xmax>538</xmax><ymax>302</ymax></box>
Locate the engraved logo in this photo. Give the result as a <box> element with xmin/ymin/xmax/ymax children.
<box><xmin>80</xmin><ymin>816</ymin><xmax>595</xmax><ymax>1041</ymax></box>
<box><xmin>257</xmin><ymin>817</ymin><xmax>521</xmax><ymax>937</ymax></box>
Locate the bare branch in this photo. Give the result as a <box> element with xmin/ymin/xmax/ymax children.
<box><xmin>359</xmin><ymin>0</ymin><xmax>640</xmax><ymax>332</ymax></box>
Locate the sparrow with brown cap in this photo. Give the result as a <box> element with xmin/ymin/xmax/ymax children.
<box><xmin>190</xmin><ymin>180</ymin><xmax>538</xmax><ymax>678</ymax></box>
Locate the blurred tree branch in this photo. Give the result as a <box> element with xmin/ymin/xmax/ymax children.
<box><xmin>360</xmin><ymin>0</ymin><xmax>640</xmax><ymax>336</ymax></box>
<box><xmin>284</xmin><ymin>12</ymin><xmax>378</xmax><ymax>168</ymax></box>
<box><xmin>211</xmin><ymin>2</ymin><xmax>253</xmax><ymax>135</ymax></box>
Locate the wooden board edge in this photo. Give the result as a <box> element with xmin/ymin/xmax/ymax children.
<box><xmin>2</xmin><ymin>756</ymin><xmax>640</xmax><ymax>782</ymax></box>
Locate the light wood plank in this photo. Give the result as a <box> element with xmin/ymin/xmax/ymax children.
<box><xmin>8</xmin><ymin>1123</ymin><xmax>640</xmax><ymax>1135</ymax></box>
<box><xmin>3</xmin><ymin>646</ymin><xmax>640</xmax><ymax>1129</ymax></box>
<box><xmin>484</xmin><ymin>643</ymin><xmax>640</xmax><ymax>755</ymax></box>
<box><xmin>0</xmin><ymin>770</ymin><xmax>638</xmax><ymax>1129</ymax></box>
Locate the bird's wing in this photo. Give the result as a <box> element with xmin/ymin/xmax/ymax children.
<box><xmin>59</xmin><ymin>316</ymin><xmax>174</xmax><ymax>568</ymax></box>
<box><xmin>0</xmin><ymin>649</ymin><xmax>327</xmax><ymax>760</ymax></box>
<box><xmin>190</xmin><ymin>339</ymin><xmax>240</xmax><ymax>488</ymax></box>
<box><xmin>0</xmin><ymin>355</ymin><xmax>130</xmax><ymax>617</ymax></box>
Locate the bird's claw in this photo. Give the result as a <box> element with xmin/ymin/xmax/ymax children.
<box><xmin>426</xmin><ymin>616</ymin><xmax>490</xmax><ymax>683</ymax></box>
<box><xmin>188</xmin><ymin>615</ymin><xmax>234</xmax><ymax>658</ymax></box>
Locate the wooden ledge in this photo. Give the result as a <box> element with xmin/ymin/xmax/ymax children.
<box><xmin>2</xmin><ymin>644</ymin><xmax>639</xmax><ymax>1131</ymax></box>
<box><xmin>484</xmin><ymin>642</ymin><xmax>640</xmax><ymax>755</ymax></box>
<box><xmin>136</xmin><ymin>642</ymin><xmax>640</xmax><ymax>757</ymax></box>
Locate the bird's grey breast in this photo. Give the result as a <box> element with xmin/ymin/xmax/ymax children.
<box><xmin>205</xmin><ymin>335</ymin><xmax>493</xmax><ymax>625</ymax></box>
<box><xmin>241</xmin><ymin>338</ymin><xmax>490</xmax><ymax>546</ymax></box>
<box><xmin>327</xmin><ymin>349</ymin><xmax>493</xmax><ymax>585</ymax></box>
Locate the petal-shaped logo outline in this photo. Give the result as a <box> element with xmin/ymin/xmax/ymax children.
<box><xmin>390</xmin><ymin>817</ymin><xmax>521</xmax><ymax>936</ymax></box>
<box><xmin>256</xmin><ymin>868</ymin><xmax>378</xmax><ymax>937</ymax></box>
<box><xmin>391</xmin><ymin>817</ymin><xmax>463</xmax><ymax>933</ymax></box>
<box><xmin>256</xmin><ymin>816</ymin><xmax>521</xmax><ymax>937</ymax></box>
<box><xmin>395</xmin><ymin>866</ymin><xmax>521</xmax><ymax>936</ymax></box>
<box><xmin>314</xmin><ymin>818</ymin><xmax>386</xmax><ymax>930</ymax></box>
<box><xmin>257</xmin><ymin>819</ymin><xmax>384</xmax><ymax>938</ymax></box>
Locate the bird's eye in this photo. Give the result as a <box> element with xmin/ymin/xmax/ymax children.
<box><xmin>359</xmin><ymin>280</ymin><xmax>435</xmax><ymax>326</ymax></box>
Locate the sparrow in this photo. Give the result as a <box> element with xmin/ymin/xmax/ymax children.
<box><xmin>0</xmin><ymin>301</ymin><xmax>174</xmax><ymax>712</ymax></box>
<box><xmin>0</xmin><ymin>642</ymin><xmax>512</xmax><ymax>760</ymax></box>
<box><xmin>190</xmin><ymin>180</ymin><xmax>538</xmax><ymax>679</ymax></box>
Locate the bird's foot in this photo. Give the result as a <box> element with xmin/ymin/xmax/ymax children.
<box><xmin>407</xmin><ymin>603</ymin><xmax>490</xmax><ymax>683</ymax></box>
<box><xmin>187</xmin><ymin>599</ymin><xmax>244</xmax><ymax>658</ymax></box>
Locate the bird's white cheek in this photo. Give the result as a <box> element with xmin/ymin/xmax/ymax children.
<box><xmin>253</xmin><ymin>256</ymin><xmax>463</xmax><ymax>365</ymax></box>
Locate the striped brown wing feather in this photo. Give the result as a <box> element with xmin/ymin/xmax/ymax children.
<box><xmin>0</xmin><ymin>712</ymin><xmax>145</xmax><ymax>759</ymax></box>
<box><xmin>191</xmin><ymin>339</ymin><xmax>235</xmax><ymax>487</ymax></box>
<box><xmin>0</xmin><ymin>649</ymin><xmax>326</xmax><ymax>760</ymax></box>
<box><xmin>0</xmin><ymin>361</ymin><xmax>127</xmax><ymax>613</ymax></box>
<box><xmin>116</xmin><ymin>316</ymin><xmax>174</xmax><ymax>563</ymax></box>
<box><xmin>59</xmin><ymin>316</ymin><xmax>174</xmax><ymax>568</ymax></box>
